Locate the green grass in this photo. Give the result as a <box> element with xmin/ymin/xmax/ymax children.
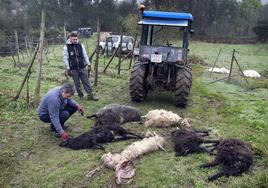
<box><xmin>0</xmin><ymin>37</ymin><xmax>268</xmax><ymax>187</ymax></box>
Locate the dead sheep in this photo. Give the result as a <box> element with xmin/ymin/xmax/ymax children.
<box><xmin>143</xmin><ymin>109</ymin><xmax>190</xmax><ymax>128</ymax></box>
<box><xmin>200</xmin><ymin>139</ymin><xmax>253</xmax><ymax>181</ymax></box>
<box><xmin>87</xmin><ymin>104</ymin><xmax>142</xmax><ymax>126</ymax></box>
<box><xmin>100</xmin><ymin>132</ymin><xmax>165</xmax><ymax>184</ymax></box>
<box><xmin>101</xmin><ymin>132</ymin><xmax>165</xmax><ymax>169</ymax></box>
<box><xmin>86</xmin><ymin>132</ymin><xmax>165</xmax><ymax>185</ymax></box>
<box><xmin>59</xmin><ymin>123</ymin><xmax>143</xmax><ymax>150</ymax></box>
<box><xmin>172</xmin><ymin>126</ymin><xmax>215</xmax><ymax>156</ymax></box>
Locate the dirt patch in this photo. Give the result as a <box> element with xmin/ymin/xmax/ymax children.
<box><xmin>207</xmin><ymin>98</ymin><xmax>222</xmax><ymax>108</ymax></box>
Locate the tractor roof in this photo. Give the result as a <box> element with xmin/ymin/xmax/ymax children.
<box><xmin>139</xmin><ymin>11</ymin><xmax>193</xmax><ymax>27</ymax></box>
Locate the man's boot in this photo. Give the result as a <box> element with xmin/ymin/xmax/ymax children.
<box><xmin>78</xmin><ymin>92</ymin><xmax>84</xmax><ymax>99</ymax></box>
<box><xmin>87</xmin><ymin>93</ymin><xmax>99</xmax><ymax>101</ymax></box>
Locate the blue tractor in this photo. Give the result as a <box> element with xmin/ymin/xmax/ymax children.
<box><xmin>130</xmin><ymin>7</ymin><xmax>193</xmax><ymax>107</ymax></box>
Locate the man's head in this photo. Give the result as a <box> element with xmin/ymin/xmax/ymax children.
<box><xmin>60</xmin><ymin>83</ymin><xmax>75</xmax><ymax>99</ymax></box>
<box><xmin>69</xmin><ymin>31</ymin><xmax>78</xmax><ymax>44</ymax></box>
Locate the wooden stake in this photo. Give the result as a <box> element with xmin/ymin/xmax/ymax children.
<box><xmin>94</xmin><ymin>1</ymin><xmax>100</xmax><ymax>87</ymax></box>
<box><xmin>11</xmin><ymin>54</ymin><xmax>17</xmax><ymax>68</ymax></box>
<box><xmin>34</xmin><ymin>5</ymin><xmax>46</xmax><ymax>106</ymax></box>
<box><xmin>14</xmin><ymin>29</ymin><xmax>21</xmax><ymax>67</ymax></box>
<box><xmin>14</xmin><ymin>44</ymin><xmax>39</xmax><ymax>100</ymax></box>
<box><xmin>103</xmin><ymin>46</ymin><xmax>120</xmax><ymax>73</ymax></box>
<box><xmin>228</xmin><ymin>49</ymin><xmax>235</xmax><ymax>82</ymax></box>
<box><xmin>89</xmin><ymin>48</ymin><xmax>96</xmax><ymax>62</ymax></box>
<box><xmin>210</xmin><ymin>48</ymin><xmax>222</xmax><ymax>77</ymax></box>
<box><xmin>63</xmin><ymin>25</ymin><xmax>67</xmax><ymax>41</ymax></box>
<box><xmin>233</xmin><ymin>56</ymin><xmax>249</xmax><ymax>85</ymax></box>
<box><xmin>24</xmin><ymin>36</ymin><xmax>30</xmax><ymax>58</ymax></box>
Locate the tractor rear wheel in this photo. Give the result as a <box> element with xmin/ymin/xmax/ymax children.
<box><xmin>175</xmin><ymin>66</ymin><xmax>192</xmax><ymax>107</ymax></box>
<box><xmin>129</xmin><ymin>61</ymin><xmax>148</xmax><ymax>102</ymax></box>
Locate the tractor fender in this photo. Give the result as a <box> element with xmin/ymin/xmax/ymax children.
<box><xmin>175</xmin><ymin>64</ymin><xmax>187</xmax><ymax>68</ymax></box>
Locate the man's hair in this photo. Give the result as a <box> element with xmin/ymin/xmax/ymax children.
<box><xmin>60</xmin><ymin>83</ymin><xmax>75</xmax><ymax>95</ymax></box>
<box><xmin>70</xmin><ymin>31</ymin><xmax>78</xmax><ymax>38</ymax></box>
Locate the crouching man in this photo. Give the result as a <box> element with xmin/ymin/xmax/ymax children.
<box><xmin>38</xmin><ymin>84</ymin><xmax>84</xmax><ymax>141</ymax></box>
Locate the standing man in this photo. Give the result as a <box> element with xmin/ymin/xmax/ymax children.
<box><xmin>63</xmin><ymin>31</ymin><xmax>98</xmax><ymax>101</ymax></box>
<box><xmin>38</xmin><ymin>84</ymin><xmax>84</xmax><ymax>141</ymax></box>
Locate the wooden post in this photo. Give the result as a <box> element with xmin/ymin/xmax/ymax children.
<box><xmin>94</xmin><ymin>1</ymin><xmax>100</xmax><ymax>87</ymax></box>
<box><xmin>34</xmin><ymin>5</ymin><xmax>46</xmax><ymax>106</ymax></box>
<box><xmin>26</xmin><ymin>71</ymin><xmax>32</xmax><ymax>108</ymax></box>
<box><xmin>228</xmin><ymin>49</ymin><xmax>235</xmax><ymax>82</ymax></box>
<box><xmin>14</xmin><ymin>44</ymin><xmax>39</xmax><ymax>100</ymax></box>
<box><xmin>117</xmin><ymin>31</ymin><xmax>123</xmax><ymax>75</ymax></box>
<box><xmin>14</xmin><ymin>29</ymin><xmax>20</xmax><ymax>67</ymax></box>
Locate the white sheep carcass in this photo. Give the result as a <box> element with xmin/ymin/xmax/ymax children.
<box><xmin>208</xmin><ymin>67</ymin><xmax>230</xmax><ymax>74</ymax></box>
<box><xmin>143</xmin><ymin>109</ymin><xmax>190</xmax><ymax>128</ymax></box>
<box><xmin>101</xmin><ymin>132</ymin><xmax>165</xmax><ymax>184</ymax></box>
<box><xmin>243</xmin><ymin>70</ymin><xmax>261</xmax><ymax>78</ymax></box>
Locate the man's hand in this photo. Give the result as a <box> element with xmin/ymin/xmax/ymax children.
<box><xmin>66</xmin><ymin>69</ymin><xmax>73</xmax><ymax>77</ymax></box>
<box><xmin>77</xmin><ymin>105</ymin><xmax>84</xmax><ymax>116</ymax></box>
<box><xmin>61</xmin><ymin>131</ymin><xmax>69</xmax><ymax>141</ymax></box>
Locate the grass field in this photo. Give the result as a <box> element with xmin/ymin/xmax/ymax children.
<box><xmin>0</xmin><ymin>37</ymin><xmax>268</xmax><ymax>188</ymax></box>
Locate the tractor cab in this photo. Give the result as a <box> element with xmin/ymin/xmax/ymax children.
<box><xmin>138</xmin><ymin>10</ymin><xmax>193</xmax><ymax>66</ymax></box>
<box><xmin>129</xmin><ymin>6</ymin><xmax>194</xmax><ymax>107</ymax></box>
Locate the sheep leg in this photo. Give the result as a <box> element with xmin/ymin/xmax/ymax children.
<box><xmin>200</xmin><ymin>159</ymin><xmax>221</xmax><ymax>168</ymax></box>
<box><xmin>91</xmin><ymin>143</ymin><xmax>105</xmax><ymax>150</ymax></box>
<box><xmin>195</xmin><ymin>147</ymin><xmax>212</xmax><ymax>154</ymax></box>
<box><xmin>208</xmin><ymin>171</ymin><xmax>225</xmax><ymax>181</ymax></box>
<box><xmin>124</xmin><ymin>131</ymin><xmax>144</xmax><ymax>139</ymax></box>
<box><xmin>175</xmin><ymin>151</ymin><xmax>185</xmax><ymax>156</ymax></box>
<box><xmin>202</xmin><ymin>139</ymin><xmax>220</xmax><ymax>144</ymax></box>
<box><xmin>193</xmin><ymin>128</ymin><xmax>210</xmax><ymax>135</ymax></box>
<box><xmin>90</xmin><ymin>137</ymin><xmax>105</xmax><ymax>150</ymax></box>
<box><xmin>114</xmin><ymin>134</ymin><xmax>140</xmax><ymax>141</ymax></box>
<box><xmin>86</xmin><ymin>114</ymin><xmax>98</xmax><ymax>119</ymax></box>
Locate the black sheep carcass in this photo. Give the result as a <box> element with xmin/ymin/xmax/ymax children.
<box><xmin>87</xmin><ymin>104</ymin><xmax>142</xmax><ymax>126</ymax></box>
<box><xmin>200</xmin><ymin>139</ymin><xmax>253</xmax><ymax>181</ymax></box>
<box><xmin>172</xmin><ymin>126</ymin><xmax>214</xmax><ymax>156</ymax></box>
<box><xmin>60</xmin><ymin>124</ymin><xmax>143</xmax><ymax>150</ymax></box>
<box><xmin>172</xmin><ymin>126</ymin><xmax>217</xmax><ymax>156</ymax></box>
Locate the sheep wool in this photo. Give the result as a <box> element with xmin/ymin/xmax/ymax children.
<box><xmin>144</xmin><ymin>109</ymin><xmax>190</xmax><ymax>128</ymax></box>
<box><xmin>101</xmin><ymin>133</ymin><xmax>165</xmax><ymax>184</ymax></box>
